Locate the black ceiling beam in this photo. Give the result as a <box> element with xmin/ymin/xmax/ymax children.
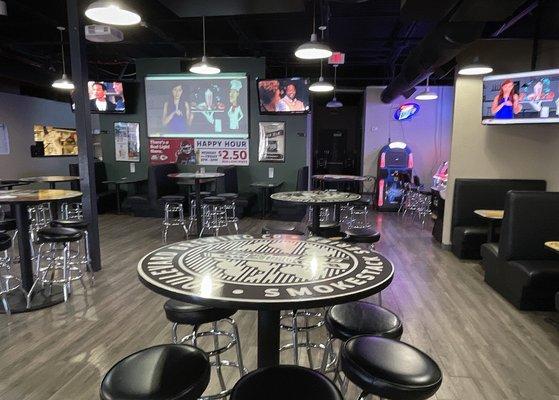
<box><xmin>492</xmin><ymin>1</ymin><xmax>539</xmax><ymax>37</ymax></box>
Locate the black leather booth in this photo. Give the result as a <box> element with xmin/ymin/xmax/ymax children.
<box><xmin>216</xmin><ymin>166</ymin><xmax>256</xmax><ymax>218</ymax></box>
<box><xmin>123</xmin><ymin>164</ymin><xmax>184</xmax><ymax>217</ymax></box>
<box><xmin>451</xmin><ymin>179</ymin><xmax>546</xmax><ymax>259</ymax></box>
<box><xmin>69</xmin><ymin>161</ymin><xmax>118</xmax><ymax>214</ymax></box>
<box><xmin>481</xmin><ymin>191</ymin><xmax>559</xmax><ymax>310</ymax></box>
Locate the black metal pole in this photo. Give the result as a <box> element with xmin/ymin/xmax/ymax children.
<box><xmin>67</xmin><ymin>0</ymin><xmax>102</xmax><ymax>271</ymax></box>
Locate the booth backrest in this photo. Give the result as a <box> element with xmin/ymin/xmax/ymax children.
<box><xmin>69</xmin><ymin>161</ymin><xmax>109</xmax><ymax>192</ymax></box>
<box><xmin>499</xmin><ymin>191</ymin><xmax>559</xmax><ymax>261</ymax></box>
<box><xmin>451</xmin><ymin>179</ymin><xmax>547</xmax><ymax>230</ymax></box>
<box><xmin>148</xmin><ymin>164</ymin><xmax>179</xmax><ymax>202</ymax></box>
<box><xmin>296</xmin><ymin>166</ymin><xmax>309</xmax><ymax>191</ymax></box>
<box><xmin>217</xmin><ymin>166</ymin><xmax>238</xmax><ymax>193</ymax></box>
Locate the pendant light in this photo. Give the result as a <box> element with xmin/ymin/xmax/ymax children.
<box><xmin>415</xmin><ymin>75</ymin><xmax>438</xmax><ymax>101</ymax></box>
<box><xmin>85</xmin><ymin>1</ymin><xmax>141</xmax><ymax>26</ymax></box>
<box><xmin>458</xmin><ymin>56</ymin><xmax>493</xmax><ymax>76</ymax></box>
<box><xmin>309</xmin><ymin>61</ymin><xmax>334</xmax><ymax>93</ymax></box>
<box><xmin>326</xmin><ymin>65</ymin><xmax>343</xmax><ymax>108</ymax></box>
<box><xmin>190</xmin><ymin>16</ymin><xmax>220</xmax><ymax>75</ymax></box>
<box><xmin>52</xmin><ymin>27</ymin><xmax>74</xmax><ymax>91</ymax></box>
<box><xmin>295</xmin><ymin>1</ymin><xmax>332</xmax><ymax>60</ymax></box>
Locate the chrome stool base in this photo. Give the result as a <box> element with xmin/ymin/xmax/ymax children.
<box><xmin>162</xmin><ymin>202</ymin><xmax>189</xmax><ymax>243</ymax></box>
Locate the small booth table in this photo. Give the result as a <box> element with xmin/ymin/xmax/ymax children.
<box><xmin>271</xmin><ymin>191</ymin><xmax>361</xmax><ymax>231</ymax></box>
<box><xmin>0</xmin><ymin>189</ymin><xmax>82</xmax><ymax>312</ymax></box>
<box><xmin>138</xmin><ymin>234</ymin><xmax>394</xmax><ymax>368</ymax></box>
<box><xmin>250</xmin><ymin>181</ymin><xmax>284</xmax><ymax>219</ymax></box>
<box><xmin>19</xmin><ymin>176</ymin><xmax>79</xmax><ymax>189</ymax></box>
<box><xmin>474</xmin><ymin>209</ymin><xmax>504</xmax><ymax>243</ymax></box>
<box><xmin>103</xmin><ymin>177</ymin><xmax>147</xmax><ymax>214</ymax></box>
<box><xmin>168</xmin><ymin>172</ymin><xmax>225</xmax><ymax>236</ymax></box>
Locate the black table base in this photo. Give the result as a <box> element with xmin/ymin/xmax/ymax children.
<box><xmin>257</xmin><ymin>310</ymin><xmax>281</xmax><ymax>368</ymax></box>
<box><xmin>0</xmin><ymin>287</ymin><xmax>65</xmax><ymax>314</ymax></box>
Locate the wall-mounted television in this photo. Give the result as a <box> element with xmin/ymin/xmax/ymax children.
<box><xmin>71</xmin><ymin>81</ymin><xmax>126</xmax><ymax>114</ymax></box>
<box><xmin>145</xmin><ymin>73</ymin><xmax>249</xmax><ymax>138</ymax></box>
<box><xmin>482</xmin><ymin>69</ymin><xmax>559</xmax><ymax>125</ymax></box>
<box><xmin>257</xmin><ymin>77</ymin><xmax>310</xmax><ymax>115</ymax></box>
<box><xmin>32</xmin><ymin>125</ymin><xmax>78</xmax><ymax>157</ymax></box>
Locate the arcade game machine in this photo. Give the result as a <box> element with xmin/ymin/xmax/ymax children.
<box><xmin>373</xmin><ymin>141</ymin><xmax>413</xmax><ymax>211</ymax></box>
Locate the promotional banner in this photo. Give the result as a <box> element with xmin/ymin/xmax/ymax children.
<box><xmin>149</xmin><ymin>138</ymin><xmax>196</xmax><ymax>165</ymax></box>
<box><xmin>258</xmin><ymin>122</ymin><xmax>285</xmax><ymax>162</ymax></box>
<box><xmin>195</xmin><ymin>138</ymin><xmax>249</xmax><ymax>166</ymax></box>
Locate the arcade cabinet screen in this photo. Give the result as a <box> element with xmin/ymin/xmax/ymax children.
<box><xmin>482</xmin><ymin>69</ymin><xmax>559</xmax><ymax>125</ymax></box>
<box><xmin>257</xmin><ymin>77</ymin><xmax>310</xmax><ymax>115</ymax></box>
<box><xmin>145</xmin><ymin>73</ymin><xmax>249</xmax><ymax>138</ymax></box>
<box><xmin>72</xmin><ymin>81</ymin><xmax>126</xmax><ymax>114</ymax></box>
<box><xmin>32</xmin><ymin>125</ymin><xmax>78</xmax><ymax>157</ymax></box>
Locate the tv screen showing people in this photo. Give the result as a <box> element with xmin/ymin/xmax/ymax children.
<box><xmin>257</xmin><ymin>77</ymin><xmax>310</xmax><ymax>114</ymax></box>
<box><xmin>71</xmin><ymin>81</ymin><xmax>125</xmax><ymax>114</ymax></box>
<box><xmin>482</xmin><ymin>69</ymin><xmax>559</xmax><ymax>124</ymax></box>
<box><xmin>145</xmin><ymin>73</ymin><xmax>249</xmax><ymax>138</ymax></box>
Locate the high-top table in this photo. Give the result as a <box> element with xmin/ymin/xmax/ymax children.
<box><xmin>0</xmin><ymin>180</ymin><xmax>29</xmax><ymax>190</ymax></box>
<box><xmin>19</xmin><ymin>175</ymin><xmax>79</xmax><ymax>189</ymax></box>
<box><xmin>271</xmin><ymin>190</ymin><xmax>361</xmax><ymax>231</ymax></box>
<box><xmin>138</xmin><ymin>234</ymin><xmax>394</xmax><ymax>368</ymax></box>
<box><xmin>250</xmin><ymin>181</ymin><xmax>284</xmax><ymax>219</ymax></box>
<box><xmin>474</xmin><ymin>209</ymin><xmax>504</xmax><ymax>243</ymax></box>
<box><xmin>168</xmin><ymin>172</ymin><xmax>225</xmax><ymax>236</ymax></box>
<box><xmin>103</xmin><ymin>177</ymin><xmax>147</xmax><ymax>214</ymax></box>
<box><xmin>0</xmin><ymin>189</ymin><xmax>82</xmax><ymax>312</ymax></box>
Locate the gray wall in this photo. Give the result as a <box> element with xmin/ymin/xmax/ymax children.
<box><xmin>98</xmin><ymin>57</ymin><xmax>309</xmax><ymax>193</ymax></box>
<box><xmin>0</xmin><ymin>92</ymin><xmax>77</xmax><ymax>185</ymax></box>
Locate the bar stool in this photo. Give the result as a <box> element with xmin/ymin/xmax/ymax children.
<box><xmin>0</xmin><ymin>218</ymin><xmax>17</xmax><ymax>263</ymax></box>
<box><xmin>307</xmin><ymin>223</ymin><xmax>342</xmax><ymax>238</ymax></box>
<box><xmin>188</xmin><ymin>191</ymin><xmax>212</xmax><ymax>232</ymax></box>
<box><xmin>230</xmin><ymin>365</ymin><xmax>343</xmax><ymax>400</ymax></box>
<box><xmin>164</xmin><ymin>299</ymin><xmax>246</xmax><ymax>399</ymax></box>
<box><xmin>262</xmin><ymin>222</ymin><xmax>305</xmax><ymax>236</ymax></box>
<box><xmin>161</xmin><ymin>195</ymin><xmax>188</xmax><ymax>243</ymax></box>
<box><xmin>26</xmin><ymin>226</ymin><xmax>85</xmax><ymax>306</ymax></box>
<box><xmin>347</xmin><ymin>198</ymin><xmax>371</xmax><ymax>229</ymax></box>
<box><xmin>218</xmin><ymin>193</ymin><xmax>239</xmax><ymax>233</ymax></box>
<box><xmin>321</xmin><ymin>301</ymin><xmax>403</xmax><ymax>380</ymax></box>
<box><xmin>100</xmin><ymin>344</ymin><xmax>211</xmax><ymax>400</ymax></box>
<box><xmin>28</xmin><ymin>203</ymin><xmax>52</xmax><ymax>243</ymax></box>
<box><xmin>50</xmin><ymin>219</ymin><xmax>95</xmax><ymax>284</ymax></box>
<box><xmin>200</xmin><ymin>196</ymin><xmax>229</xmax><ymax>237</ymax></box>
<box><xmin>341</xmin><ymin>336</ymin><xmax>442</xmax><ymax>400</ymax></box>
<box><xmin>60</xmin><ymin>202</ymin><xmax>83</xmax><ymax>220</ymax></box>
<box><xmin>0</xmin><ymin>233</ymin><xmax>25</xmax><ymax>315</ymax></box>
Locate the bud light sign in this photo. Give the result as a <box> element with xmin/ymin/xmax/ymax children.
<box><xmin>394</xmin><ymin>103</ymin><xmax>420</xmax><ymax>121</ymax></box>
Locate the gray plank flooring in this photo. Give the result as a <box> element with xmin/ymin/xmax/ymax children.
<box><xmin>0</xmin><ymin>212</ymin><xmax>558</xmax><ymax>400</ymax></box>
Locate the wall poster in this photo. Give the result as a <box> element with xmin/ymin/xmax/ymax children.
<box><xmin>149</xmin><ymin>138</ymin><xmax>196</xmax><ymax>165</ymax></box>
<box><xmin>258</xmin><ymin>122</ymin><xmax>285</xmax><ymax>162</ymax></box>
<box><xmin>114</xmin><ymin>122</ymin><xmax>140</xmax><ymax>162</ymax></box>
<box><xmin>0</xmin><ymin>123</ymin><xmax>10</xmax><ymax>155</ymax></box>
<box><xmin>195</xmin><ymin>138</ymin><xmax>249</xmax><ymax>166</ymax></box>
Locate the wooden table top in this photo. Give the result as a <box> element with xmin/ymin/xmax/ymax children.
<box><xmin>19</xmin><ymin>176</ymin><xmax>79</xmax><ymax>183</ymax></box>
<box><xmin>103</xmin><ymin>177</ymin><xmax>147</xmax><ymax>185</ymax></box>
<box><xmin>544</xmin><ymin>241</ymin><xmax>559</xmax><ymax>253</ymax></box>
<box><xmin>0</xmin><ymin>189</ymin><xmax>82</xmax><ymax>203</ymax></box>
<box><xmin>250</xmin><ymin>181</ymin><xmax>284</xmax><ymax>188</ymax></box>
<box><xmin>474</xmin><ymin>209</ymin><xmax>504</xmax><ymax>220</ymax></box>
<box><xmin>168</xmin><ymin>172</ymin><xmax>224</xmax><ymax>180</ymax></box>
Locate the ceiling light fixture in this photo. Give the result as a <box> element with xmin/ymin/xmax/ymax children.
<box><xmin>52</xmin><ymin>27</ymin><xmax>75</xmax><ymax>91</ymax></box>
<box><xmin>458</xmin><ymin>57</ymin><xmax>493</xmax><ymax>76</ymax></box>
<box><xmin>415</xmin><ymin>75</ymin><xmax>438</xmax><ymax>100</ymax></box>
<box><xmin>190</xmin><ymin>16</ymin><xmax>220</xmax><ymax>75</ymax></box>
<box><xmin>309</xmin><ymin>61</ymin><xmax>334</xmax><ymax>93</ymax></box>
<box><xmin>326</xmin><ymin>65</ymin><xmax>343</xmax><ymax>108</ymax></box>
<box><xmin>85</xmin><ymin>1</ymin><xmax>141</xmax><ymax>26</ymax></box>
<box><xmin>295</xmin><ymin>2</ymin><xmax>333</xmax><ymax>60</ymax></box>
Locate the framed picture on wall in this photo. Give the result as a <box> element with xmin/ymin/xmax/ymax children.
<box><xmin>114</xmin><ymin>122</ymin><xmax>140</xmax><ymax>162</ymax></box>
<box><xmin>258</xmin><ymin>122</ymin><xmax>285</xmax><ymax>162</ymax></box>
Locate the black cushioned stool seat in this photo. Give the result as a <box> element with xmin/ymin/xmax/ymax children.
<box><xmin>0</xmin><ymin>218</ymin><xmax>16</xmax><ymax>232</ymax></box>
<box><xmin>198</xmin><ymin>191</ymin><xmax>212</xmax><ymax>197</ymax></box>
<box><xmin>202</xmin><ymin>196</ymin><xmax>226</xmax><ymax>205</ymax></box>
<box><xmin>341</xmin><ymin>336</ymin><xmax>442</xmax><ymax>400</ymax></box>
<box><xmin>325</xmin><ymin>301</ymin><xmax>403</xmax><ymax>341</ymax></box>
<box><xmin>37</xmin><ymin>227</ymin><xmax>83</xmax><ymax>243</ymax></box>
<box><xmin>307</xmin><ymin>223</ymin><xmax>342</xmax><ymax>238</ymax></box>
<box><xmin>230</xmin><ymin>365</ymin><xmax>343</xmax><ymax>400</ymax></box>
<box><xmin>164</xmin><ymin>299</ymin><xmax>236</xmax><ymax>326</ymax></box>
<box><xmin>262</xmin><ymin>222</ymin><xmax>305</xmax><ymax>236</ymax></box>
<box><xmin>161</xmin><ymin>195</ymin><xmax>186</xmax><ymax>203</ymax></box>
<box><xmin>0</xmin><ymin>232</ymin><xmax>11</xmax><ymax>251</ymax></box>
<box><xmin>218</xmin><ymin>193</ymin><xmax>239</xmax><ymax>200</ymax></box>
<box><xmin>342</xmin><ymin>228</ymin><xmax>381</xmax><ymax>244</ymax></box>
<box><xmin>100</xmin><ymin>344</ymin><xmax>211</xmax><ymax>400</ymax></box>
<box><xmin>51</xmin><ymin>219</ymin><xmax>89</xmax><ymax>230</ymax></box>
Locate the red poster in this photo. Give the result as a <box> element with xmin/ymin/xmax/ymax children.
<box><xmin>149</xmin><ymin>138</ymin><xmax>196</xmax><ymax>165</ymax></box>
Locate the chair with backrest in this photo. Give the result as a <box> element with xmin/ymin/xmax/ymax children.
<box><xmin>216</xmin><ymin>166</ymin><xmax>256</xmax><ymax>218</ymax></box>
<box><xmin>481</xmin><ymin>191</ymin><xmax>559</xmax><ymax>310</ymax></box>
<box><xmin>451</xmin><ymin>178</ymin><xmax>546</xmax><ymax>259</ymax></box>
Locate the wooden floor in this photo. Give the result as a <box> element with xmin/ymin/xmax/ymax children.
<box><xmin>1</xmin><ymin>212</ymin><xmax>558</xmax><ymax>400</ymax></box>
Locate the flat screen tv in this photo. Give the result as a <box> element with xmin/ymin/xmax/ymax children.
<box><xmin>257</xmin><ymin>77</ymin><xmax>310</xmax><ymax>114</ymax></box>
<box><xmin>482</xmin><ymin>69</ymin><xmax>559</xmax><ymax>125</ymax></box>
<box><xmin>32</xmin><ymin>125</ymin><xmax>78</xmax><ymax>157</ymax></box>
<box><xmin>145</xmin><ymin>73</ymin><xmax>249</xmax><ymax>138</ymax></box>
<box><xmin>71</xmin><ymin>81</ymin><xmax>126</xmax><ymax>114</ymax></box>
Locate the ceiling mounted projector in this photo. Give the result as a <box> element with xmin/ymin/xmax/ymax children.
<box><xmin>85</xmin><ymin>25</ymin><xmax>124</xmax><ymax>42</ymax></box>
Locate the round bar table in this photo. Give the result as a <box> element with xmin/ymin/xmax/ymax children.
<box><xmin>168</xmin><ymin>172</ymin><xmax>224</xmax><ymax>236</ymax></box>
<box><xmin>0</xmin><ymin>189</ymin><xmax>82</xmax><ymax>313</ymax></box>
<box><xmin>19</xmin><ymin>176</ymin><xmax>79</xmax><ymax>189</ymax></box>
<box><xmin>312</xmin><ymin>174</ymin><xmax>368</xmax><ymax>192</ymax></box>
<box><xmin>138</xmin><ymin>234</ymin><xmax>393</xmax><ymax>368</ymax></box>
<box><xmin>271</xmin><ymin>191</ymin><xmax>361</xmax><ymax>232</ymax></box>
<box><xmin>250</xmin><ymin>181</ymin><xmax>284</xmax><ymax>219</ymax></box>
